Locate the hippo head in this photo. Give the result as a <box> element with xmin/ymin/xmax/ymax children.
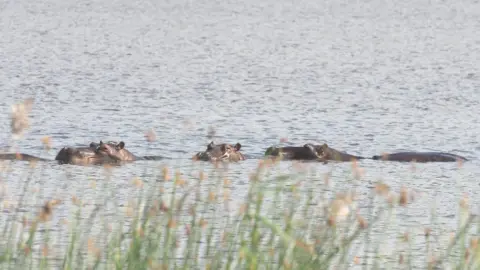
<box><xmin>89</xmin><ymin>141</ymin><xmax>120</xmax><ymax>151</ymax></box>
<box><xmin>303</xmin><ymin>143</ymin><xmax>329</xmax><ymax>159</ymax></box>
<box><xmin>95</xmin><ymin>141</ymin><xmax>136</xmax><ymax>161</ymax></box>
<box><xmin>89</xmin><ymin>141</ymin><xmax>101</xmax><ymax>149</ymax></box>
<box><xmin>193</xmin><ymin>141</ymin><xmax>244</xmax><ymax>162</ymax></box>
<box><xmin>55</xmin><ymin>144</ymin><xmax>114</xmax><ymax>165</ymax></box>
<box><xmin>218</xmin><ymin>142</ymin><xmax>243</xmax><ymax>161</ymax></box>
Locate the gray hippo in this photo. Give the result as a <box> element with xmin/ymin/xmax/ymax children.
<box><xmin>54</xmin><ymin>142</ymin><xmax>117</xmax><ymax>165</ymax></box>
<box><xmin>304</xmin><ymin>143</ymin><xmax>365</xmax><ymax>162</ymax></box>
<box><xmin>0</xmin><ymin>153</ymin><xmax>51</xmax><ymax>162</ymax></box>
<box><xmin>264</xmin><ymin>145</ymin><xmax>320</xmax><ymax>160</ymax></box>
<box><xmin>93</xmin><ymin>141</ymin><xmax>163</xmax><ymax>162</ymax></box>
<box><xmin>372</xmin><ymin>152</ymin><xmax>468</xmax><ymax>163</ymax></box>
<box><xmin>192</xmin><ymin>141</ymin><xmax>245</xmax><ymax>162</ymax></box>
<box><xmin>265</xmin><ymin>143</ymin><xmax>364</xmax><ymax>162</ymax></box>
<box><xmin>0</xmin><ymin>141</ymin><xmax>148</xmax><ymax>166</ymax></box>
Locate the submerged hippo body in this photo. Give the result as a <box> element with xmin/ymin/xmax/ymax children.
<box><xmin>265</xmin><ymin>143</ymin><xmax>364</xmax><ymax>162</ymax></box>
<box><xmin>264</xmin><ymin>145</ymin><xmax>319</xmax><ymax>160</ymax></box>
<box><xmin>372</xmin><ymin>152</ymin><xmax>468</xmax><ymax>163</ymax></box>
<box><xmin>305</xmin><ymin>143</ymin><xmax>365</xmax><ymax>162</ymax></box>
<box><xmin>0</xmin><ymin>141</ymin><xmax>137</xmax><ymax>166</ymax></box>
<box><xmin>0</xmin><ymin>153</ymin><xmax>50</xmax><ymax>162</ymax></box>
<box><xmin>193</xmin><ymin>141</ymin><xmax>245</xmax><ymax>162</ymax></box>
<box><xmin>94</xmin><ymin>141</ymin><xmax>163</xmax><ymax>162</ymax></box>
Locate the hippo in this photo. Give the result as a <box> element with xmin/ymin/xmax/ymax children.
<box><xmin>264</xmin><ymin>145</ymin><xmax>320</xmax><ymax>161</ymax></box>
<box><xmin>265</xmin><ymin>143</ymin><xmax>364</xmax><ymax>162</ymax></box>
<box><xmin>0</xmin><ymin>141</ymin><xmax>135</xmax><ymax>166</ymax></box>
<box><xmin>192</xmin><ymin>141</ymin><xmax>245</xmax><ymax>162</ymax></box>
<box><xmin>372</xmin><ymin>152</ymin><xmax>468</xmax><ymax>163</ymax></box>
<box><xmin>93</xmin><ymin>141</ymin><xmax>163</xmax><ymax>162</ymax></box>
<box><xmin>54</xmin><ymin>142</ymin><xmax>118</xmax><ymax>165</ymax></box>
<box><xmin>0</xmin><ymin>153</ymin><xmax>50</xmax><ymax>162</ymax></box>
<box><xmin>305</xmin><ymin>143</ymin><xmax>365</xmax><ymax>162</ymax></box>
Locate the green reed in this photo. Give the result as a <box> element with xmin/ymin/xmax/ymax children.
<box><xmin>0</xmin><ymin>151</ymin><xmax>478</xmax><ymax>270</ymax></box>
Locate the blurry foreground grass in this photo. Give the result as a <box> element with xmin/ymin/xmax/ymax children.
<box><xmin>0</xmin><ymin>156</ymin><xmax>478</xmax><ymax>270</ymax></box>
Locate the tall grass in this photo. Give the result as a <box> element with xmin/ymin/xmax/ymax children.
<box><xmin>0</xmin><ymin>152</ymin><xmax>478</xmax><ymax>269</ymax></box>
<box><xmin>0</xmin><ymin>98</ymin><xmax>478</xmax><ymax>269</ymax></box>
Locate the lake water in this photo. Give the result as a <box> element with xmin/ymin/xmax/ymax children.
<box><xmin>1</xmin><ymin>0</ymin><xmax>480</xmax><ymax>268</ymax></box>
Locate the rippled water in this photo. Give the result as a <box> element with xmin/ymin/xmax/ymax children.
<box><xmin>1</xmin><ymin>0</ymin><xmax>480</xmax><ymax>268</ymax></box>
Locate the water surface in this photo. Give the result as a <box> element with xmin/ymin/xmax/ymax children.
<box><xmin>0</xmin><ymin>0</ymin><xmax>479</xmax><ymax>268</ymax></box>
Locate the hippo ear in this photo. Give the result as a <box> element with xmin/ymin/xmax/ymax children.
<box><xmin>322</xmin><ymin>143</ymin><xmax>328</xmax><ymax>148</ymax></box>
<box><xmin>207</xmin><ymin>141</ymin><xmax>214</xmax><ymax>150</ymax></box>
<box><xmin>234</xmin><ymin>143</ymin><xmax>241</xmax><ymax>151</ymax></box>
<box><xmin>118</xmin><ymin>141</ymin><xmax>125</xmax><ymax>149</ymax></box>
<box><xmin>304</xmin><ymin>143</ymin><xmax>317</xmax><ymax>153</ymax></box>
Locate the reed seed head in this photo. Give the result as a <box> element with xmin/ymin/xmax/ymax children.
<box><xmin>459</xmin><ymin>194</ymin><xmax>469</xmax><ymax>210</ymax></box>
<box><xmin>374</xmin><ymin>182</ymin><xmax>390</xmax><ymax>197</ymax></box>
<box><xmin>470</xmin><ymin>237</ymin><xmax>478</xmax><ymax>250</ymax></box>
<box><xmin>41</xmin><ymin>136</ymin><xmax>52</xmax><ymax>150</ymax></box>
<box><xmin>399</xmin><ymin>187</ymin><xmax>409</xmax><ymax>206</ymax></box>
<box><xmin>424</xmin><ymin>227</ymin><xmax>432</xmax><ymax>237</ymax></box>
<box><xmin>357</xmin><ymin>215</ymin><xmax>368</xmax><ymax>229</ymax></box>
<box><xmin>144</xmin><ymin>128</ymin><xmax>156</xmax><ymax>142</ymax></box>
<box><xmin>10</xmin><ymin>98</ymin><xmax>34</xmax><ymax>137</ymax></box>
<box><xmin>162</xmin><ymin>167</ymin><xmax>170</xmax><ymax>181</ymax></box>
<box><xmin>133</xmin><ymin>177</ymin><xmax>143</xmax><ymax>188</ymax></box>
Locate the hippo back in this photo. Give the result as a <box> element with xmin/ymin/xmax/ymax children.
<box><xmin>372</xmin><ymin>152</ymin><xmax>468</xmax><ymax>163</ymax></box>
